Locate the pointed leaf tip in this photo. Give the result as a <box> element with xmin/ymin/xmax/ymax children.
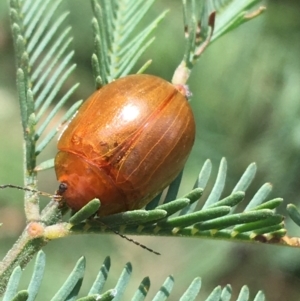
<box><xmin>51</xmin><ymin>256</ymin><xmax>86</xmax><ymax>301</ymax></box>
<box><xmin>206</xmin><ymin>285</ymin><xmax>222</xmax><ymax>300</ymax></box>
<box><xmin>69</xmin><ymin>199</ymin><xmax>101</xmax><ymax>225</ymax></box>
<box><xmin>113</xmin><ymin>262</ymin><xmax>133</xmax><ymax>300</ymax></box>
<box><xmin>88</xmin><ymin>256</ymin><xmax>111</xmax><ymax>295</ymax></box>
<box><xmin>237</xmin><ymin>285</ymin><xmax>249</xmax><ymax>301</ymax></box>
<box><xmin>156</xmin><ymin>198</ymin><xmax>190</xmax><ymax>216</ymax></box>
<box><xmin>179</xmin><ymin>277</ymin><xmax>202</xmax><ymax>301</ymax></box>
<box><xmin>208</xmin><ymin>191</ymin><xmax>245</xmax><ymax>209</ymax></box>
<box><xmin>253</xmin><ymin>290</ymin><xmax>266</xmax><ymax>301</ymax></box>
<box><xmin>132</xmin><ymin>276</ymin><xmax>151</xmax><ymax>300</ymax></box>
<box><xmin>10</xmin><ymin>290</ymin><xmax>29</xmax><ymax>301</ymax></box>
<box><xmin>287</xmin><ymin>204</ymin><xmax>300</xmax><ymax>227</ymax></box>
<box><xmin>153</xmin><ymin>275</ymin><xmax>175</xmax><ymax>300</ymax></box>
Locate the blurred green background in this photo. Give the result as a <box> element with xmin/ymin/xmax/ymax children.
<box><xmin>1</xmin><ymin>0</ymin><xmax>300</xmax><ymax>300</ymax></box>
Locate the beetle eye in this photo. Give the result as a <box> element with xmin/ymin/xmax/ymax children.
<box><xmin>58</xmin><ymin>182</ymin><xmax>68</xmax><ymax>194</ymax></box>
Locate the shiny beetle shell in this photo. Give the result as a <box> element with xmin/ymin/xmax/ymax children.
<box><xmin>55</xmin><ymin>74</ymin><xmax>195</xmax><ymax>216</ymax></box>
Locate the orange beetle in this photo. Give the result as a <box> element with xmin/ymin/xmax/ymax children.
<box><xmin>55</xmin><ymin>74</ymin><xmax>195</xmax><ymax>216</ymax></box>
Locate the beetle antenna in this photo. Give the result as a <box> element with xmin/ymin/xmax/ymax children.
<box><xmin>113</xmin><ymin>228</ymin><xmax>161</xmax><ymax>255</ymax></box>
<box><xmin>99</xmin><ymin>221</ymin><xmax>160</xmax><ymax>255</ymax></box>
<box><xmin>0</xmin><ymin>184</ymin><xmax>57</xmax><ymax>199</ymax></box>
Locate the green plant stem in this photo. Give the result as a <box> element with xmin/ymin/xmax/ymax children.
<box><xmin>24</xmin><ymin>194</ymin><xmax>40</xmax><ymax>222</ymax></box>
<box><xmin>68</xmin><ymin>223</ymin><xmax>300</xmax><ymax>249</ymax></box>
<box><xmin>0</xmin><ymin>200</ymin><xmax>62</xmax><ymax>295</ymax></box>
<box><xmin>0</xmin><ymin>225</ymin><xmax>46</xmax><ymax>295</ymax></box>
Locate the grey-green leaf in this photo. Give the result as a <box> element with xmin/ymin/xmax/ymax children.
<box><xmin>27</xmin><ymin>251</ymin><xmax>46</xmax><ymax>301</ymax></box>
<box><xmin>3</xmin><ymin>266</ymin><xmax>22</xmax><ymax>301</ymax></box>
<box><xmin>205</xmin><ymin>285</ymin><xmax>222</xmax><ymax>301</ymax></box>
<box><xmin>10</xmin><ymin>290</ymin><xmax>29</xmax><ymax>301</ymax></box>
<box><xmin>131</xmin><ymin>277</ymin><xmax>151</xmax><ymax>301</ymax></box>
<box><xmin>88</xmin><ymin>256</ymin><xmax>111</xmax><ymax>295</ymax></box>
<box><xmin>203</xmin><ymin>158</ymin><xmax>227</xmax><ymax>209</ymax></box>
<box><xmin>112</xmin><ymin>263</ymin><xmax>132</xmax><ymax>301</ymax></box>
<box><xmin>50</xmin><ymin>257</ymin><xmax>86</xmax><ymax>301</ymax></box>
<box><xmin>179</xmin><ymin>277</ymin><xmax>201</xmax><ymax>301</ymax></box>
<box><xmin>244</xmin><ymin>183</ymin><xmax>273</xmax><ymax>211</ymax></box>
<box><xmin>69</xmin><ymin>199</ymin><xmax>101</xmax><ymax>225</ymax></box>
<box><xmin>236</xmin><ymin>285</ymin><xmax>249</xmax><ymax>301</ymax></box>
<box><xmin>253</xmin><ymin>290</ymin><xmax>266</xmax><ymax>301</ymax></box>
<box><xmin>152</xmin><ymin>276</ymin><xmax>174</xmax><ymax>301</ymax></box>
<box><xmin>220</xmin><ymin>284</ymin><xmax>232</xmax><ymax>301</ymax></box>
<box><xmin>287</xmin><ymin>204</ymin><xmax>300</xmax><ymax>227</ymax></box>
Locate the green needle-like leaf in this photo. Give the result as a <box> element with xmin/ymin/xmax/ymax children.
<box><xmin>77</xmin><ymin>296</ymin><xmax>100</xmax><ymax>301</ymax></box>
<box><xmin>180</xmin><ymin>188</ymin><xmax>205</xmax><ymax>215</ymax></box>
<box><xmin>179</xmin><ymin>277</ymin><xmax>201</xmax><ymax>301</ymax></box>
<box><xmin>211</xmin><ymin>0</ymin><xmax>265</xmax><ymax>44</ymax></box>
<box><xmin>232</xmin><ymin>163</ymin><xmax>257</xmax><ymax>193</ymax></box>
<box><xmin>88</xmin><ymin>257</ymin><xmax>111</xmax><ymax>295</ymax></box>
<box><xmin>195</xmin><ymin>159</ymin><xmax>212</xmax><ymax>189</ymax></box>
<box><xmin>253</xmin><ymin>224</ymin><xmax>285</xmax><ymax>236</ymax></box>
<box><xmin>35</xmin><ymin>63</ymin><xmax>76</xmax><ymax>122</ymax></box>
<box><xmin>35</xmin><ymin>99</ymin><xmax>83</xmax><ymax>155</ymax></box>
<box><xmin>34</xmin><ymin>159</ymin><xmax>55</xmax><ymax>171</ymax></box>
<box><xmin>69</xmin><ymin>199</ymin><xmax>101</xmax><ymax>225</ymax></box>
<box><xmin>36</xmin><ymin>79</ymin><xmax>78</xmax><ymax>137</ymax></box>
<box><xmin>16</xmin><ymin>68</ymin><xmax>28</xmax><ymax>136</ymax></box>
<box><xmin>50</xmin><ymin>257</ymin><xmax>86</xmax><ymax>301</ymax></box>
<box><xmin>131</xmin><ymin>277</ymin><xmax>150</xmax><ymax>301</ymax></box>
<box><xmin>91</xmin><ymin>0</ymin><xmax>167</xmax><ymax>85</ymax></box>
<box><xmin>10</xmin><ymin>290</ymin><xmax>29</xmax><ymax>301</ymax></box>
<box><xmin>28</xmin><ymin>11</ymin><xmax>70</xmax><ymax>64</ymax></box>
<box><xmin>97</xmin><ymin>209</ymin><xmax>167</xmax><ymax>227</ymax></box>
<box><xmin>77</xmin><ymin>290</ymin><xmax>116</xmax><ymax>301</ymax></box>
<box><xmin>287</xmin><ymin>204</ymin><xmax>300</xmax><ymax>227</ymax></box>
<box><xmin>194</xmin><ymin>209</ymin><xmax>277</xmax><ymax>231</ymax></box>
<box><xmin>178</xmin><ymin>188</ymin><xmax>204</xmax><ymax>217</ymax></box>
<box><xmin>180</xmin><ymin>159</ymin><xmax>212</xmax><ymax>216</ymax></box>
<box><xmin>203</xmin><ymin>158</ymin><xmax>227</xmax><ymax>209</ymax></box>
<box><xmin>3</xmin><ymin>266</ymin><xmax>22</xmax><ymax>301</ymax></box>
<box><xmin>208</xmin><ymin>191</ymin><xmax>245</xmax><ymax>209</ymax></box>
<box><xmin>250</xmin><ymin>198</ymin><xmax>283</xmax><ymax>211</ymax></box>
<box><xmin>23</xmin><ymin>0</ymin><xmax>54</xmax><ymax>39</ymax></box>
<box><xmin>112</xmin><ymin>263</ymin><xmax>132</xmax><ymax>301</ymax></box>
<box><xmin>140</xmin><ymin>209</ymin><xmax>168</xmax><ymax>225</ymax></box>
<box><xmin>236</xmin><ymin>285</ymin><xmax>249</xmax><ymax>301</ymax></box>
<box><xmin>32</xmin><ymin>30</ymin><xmax>72</xmax><ymax>89</ymax></box>
<box><xmin>163</xmin><ymin>171</ymin><xmax>183</xmax><ymax>203</ymax></box>
<box><xmin>232</xmin><ymin>216</ymin><xmax>283</xmax><ymax>235</ymax></box>
<box><xmin>183</xmin><ymin>188</ymin><xmax>204</xmax><ymax>204</ymax></box>
<box><xmin>158</xmin><ymin>206</ymin><xmax>231</xmax><ymax>228</ymax></box>
<box><xmin>0</xmin><ymin>251</ymin><xmax>268</xmax><ymax>300</ymax></box>
<box><xmin>205</xmin><ymin>285</ymin><xmax>221</xmax><ymax>301</ymax></box>
<box><xmin>9</xmin><ymin>0</ymin><xmax>79</xmax><ymax>171</ymax></box>
<box><xmin>156</xmin><ymin>198</ymin><xmax>190</xmax><ymax>217</ymax></box>
<box><xmin>253</xmin><ymin>290</ymin><xmax>266</xmax><ymax>301</ymax></box>
<box><xmin>27</xmin><ymin>251</ymin><xmax>46</xmax><ymax>301</ymax></box>
<box><xmin>152</xmin><ymin>276</ymin><xmax>174</xmax><ymax>301</ymax></box>
<box><xmin>245</xmin><ymin>183</ymin><xmax>273</xmax><ymax>211</ymax></box>
<box><xmin>220</xmin><ymin>284</ymin><xmax>232</xmax><ymax>301</ymax></box>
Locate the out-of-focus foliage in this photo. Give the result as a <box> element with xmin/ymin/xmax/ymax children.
<box><xmin>1</xmin><ymin>0</ymin><xmax>300</xmax><ymax>300</ymax></box>
<box><xmin>2</xmin><ymin>251</ymin><xmax>266</xmax><ymax>301</ymax></box>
